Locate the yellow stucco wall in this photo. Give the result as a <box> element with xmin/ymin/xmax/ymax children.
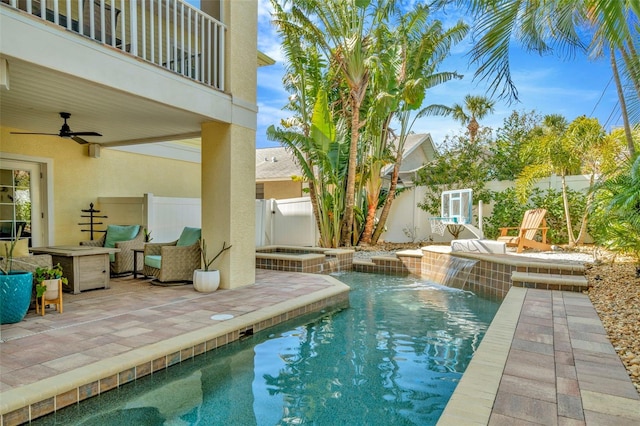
<box><xmin>1</xmin><ymin>127</ymin><xmax>200</xmax><ymax>245</ymax></box>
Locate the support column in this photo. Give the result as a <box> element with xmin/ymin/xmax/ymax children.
<box><xmin>201</xmin><ymin>121</ymin><xmax>255</xmax><ymax>289</ymax></box>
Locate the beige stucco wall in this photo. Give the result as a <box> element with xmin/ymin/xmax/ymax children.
<box><xmin>196</xmin><ymin>0</ymin><xmax>258</xmax><ymax>289</ymax></box>
<box><xmin>263</xmin><ymin>180</ymin><xmax>302</xmax><ymax>200</ymax></box>
<box><xmin>220</xmin><ymin>0</ymin><xmax>257</xmax><ymax>102</ymax></box>
<box><xmin>1</xmin><ymin>126</ymin><xmax>200</xmax><ymax>245</ymax></box>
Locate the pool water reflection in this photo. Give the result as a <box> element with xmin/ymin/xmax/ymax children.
<box><xmin>37</xmin><ymin>272</ymin><xmax>500</xmax><ymax>425</ymax></box>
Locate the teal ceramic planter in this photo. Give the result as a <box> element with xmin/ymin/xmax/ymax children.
<box><xmin>0</xmin><ymin>271</ymin><xmax>33</xmax><ymax>324</ymax></box>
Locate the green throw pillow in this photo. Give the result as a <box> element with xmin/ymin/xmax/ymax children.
<box><xmin>177</xmin><ymin>227</ymin><xmax>201</xmax><ymax>247</ymax></box>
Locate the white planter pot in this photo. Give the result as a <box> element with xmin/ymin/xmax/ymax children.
<box><xmin>42</xmin><ymin>279</ymin><xmax>60</xmax><ymax>300</ymax></box>
<box><xmin>193</xmin><ymin>269</ymin><xmax>220</xmax><ymax>293</ymax></box>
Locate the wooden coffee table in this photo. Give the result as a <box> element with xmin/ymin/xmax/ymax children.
<box><xmin>29</xmin><ymin>246</ymin><xmax>120</xmax><ymax>294</ymax></box>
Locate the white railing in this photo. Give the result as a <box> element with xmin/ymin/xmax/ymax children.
<box><xmin>3</xmin><ymin>0</ymin><xmax>225</xmax><ymax>90</ymax></box>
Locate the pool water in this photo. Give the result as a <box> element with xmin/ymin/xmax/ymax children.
<box><xmin>36</xmin><ymin>272</ymin><xmax>500</xmax><ymax>425</ymax></box>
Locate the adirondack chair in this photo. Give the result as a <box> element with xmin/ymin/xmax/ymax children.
<box><xmin>497</xmin><ymin>208</ymin><xmax>552</xmax><ymax>253</ymax></box>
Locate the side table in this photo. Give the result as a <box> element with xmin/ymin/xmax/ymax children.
<box><xmin>133</xmin><ymin>248</ymin><xmax>145</xmax><ymax>279</ymax></box>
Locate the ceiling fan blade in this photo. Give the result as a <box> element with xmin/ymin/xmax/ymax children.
<box><xmin>10</xmin><ymin>132</ymin><xmax>58</xmax><ymax>135</ymax></box>
<box><xmin>68</xmin><ymin>131</ymin><xmax>102</xmax><ymax>137</ymax></box>
<box><xmin>71</xmin><ymin>136</ymin><xmax>90</xmax><ymax>145</ymax></box>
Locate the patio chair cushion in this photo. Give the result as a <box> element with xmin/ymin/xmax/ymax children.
<box><xmin>105</xmin><ymin>225</ymin><xmax>141</xmax><ymax>262</ymax></box>
<box><xmin>176</xmin><ymin>227</ymin><xmax>201</xmax><ymax>247</ymax></box>
<box><xmin>0</xmin><ymin>238</ymin><xmax>29</xmax><ymax>258</ymax></box>
<box><xmin>144</xmin><ymin>255</ymin><xmax>162</xmax><ymax>269</ymax></box>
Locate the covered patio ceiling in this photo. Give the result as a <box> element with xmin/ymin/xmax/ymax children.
<box><xmin>1</xmin><ymin>56</ymin><xmax>207</xmax><ymax>149</ymax></box>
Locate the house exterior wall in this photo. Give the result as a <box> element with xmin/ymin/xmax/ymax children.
<box><xmin>1</xmin><ymin>127</ymin><xmax>200</xmax><ymax>246</ymax></box>
<box><xmin>263</xmin><ymin>180</ymin><xmax>302</xmax><ymax>200</ymax></box>
<box><xmin>1</xmin><ymin>0</ymin><xmax>260</xmax><ymax>289</ymax></box>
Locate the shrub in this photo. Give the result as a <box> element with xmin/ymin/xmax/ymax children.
<box><xmin>484</xmin><ymin>187</ymin><xmax>587</xmax><ymax>244</ymax></box>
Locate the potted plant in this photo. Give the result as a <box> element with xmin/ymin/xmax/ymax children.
<box><xmin>0</xmin><ymin>227</ymin><xmax>34</xmax><ymax>324</ymax></box>
<box><xmin>193</xmin><ymin>239</ymin><xmax>232</xmax><ymax>293</ymax></box>
<box><xmin>143</xmin><ymin>227</ymin><xmax>153</xmax><ymax>243</ymax></box>
<box><xmin>35</xmin><ymin>263</ymin><xmax>68</xmax><ymax>300</ymax></box>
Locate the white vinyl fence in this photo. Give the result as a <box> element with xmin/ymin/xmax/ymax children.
<box><xmin>255</xmin><ymin>197</ymin><xmax>318</xmax><ymax>246</ymax></box>
<box><xmin>255</xmin><ymin>174</ymin><xmax>592</xmax><ymax>245</ymax></box>
<box><xmin>96</xmin><ymin>193</ymin><xmax>200</xmax><ymax>243</ymax></box>
<box><xmin>93</xmin><ymin>174</ymin><xmax>591</xmax><ymax>247</ymax></box>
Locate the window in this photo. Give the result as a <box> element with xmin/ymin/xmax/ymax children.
<box><xmin>0</xmin><ymin>168</ymin><xmax>32</xmax><ymax>244</ymax></box>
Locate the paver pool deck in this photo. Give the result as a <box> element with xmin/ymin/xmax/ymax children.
<box><xmin>1</xmin><ymin>269</ymin><xmax>639</xmax><ymax>425</ymax></box>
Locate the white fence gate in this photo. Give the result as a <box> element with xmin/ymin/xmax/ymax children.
<box><xmin>255</xmin><ymin>197</ymin><xmax>318</xmax><ymax>247</ymax></box>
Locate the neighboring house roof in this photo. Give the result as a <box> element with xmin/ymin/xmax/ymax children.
<box><xmin>256</xmin><ymin>134</ymin><xmax>436</xmax><ymax>184</ymax></box>
<box><xmin>382</xmin><ymin>133</ymin><xmax>436</xmax><ymax>177</ymax></box>
<box><xmin>256</xmin><ymin>147</ymin><xmax>303</xmax><ymax>181</ymax></box>
<box><xmin>258</xmin><ymin>51</ymin><xmax>276</xmax><ymax>67</ymax></box>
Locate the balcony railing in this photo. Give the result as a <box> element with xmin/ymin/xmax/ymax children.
<box><xmin>3</xmin><ymin>0</ymin><xmax>225</xmax><ymax>90</ymax></box>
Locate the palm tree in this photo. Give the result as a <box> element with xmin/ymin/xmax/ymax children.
<box><xmin>280</xmin><ymin>0</ymin><xmax>395</xmax><ymax>247</ymax></box>
<box><xmin>517</xmin><ymin>115</ymin><xmax>620</xmax><ymax>247</ymax></box>
<box><xmin>451</xmin><ymin>94</ymin><xmax>495</xmax><ymax>143</ymax></box>
<box><xmin>357</xmin><ymin>5</ymin><xmax>468</xmax><ymax>245</ymax></box>
<box><xmin>269</xmin><ymin>1</ymin><xmax>327</xmax><ymax>242</ymax></box>
<box><xmin>461</xmin><ymin>0</ymin><xmax>639</xmax><ymax>156</ymax></box>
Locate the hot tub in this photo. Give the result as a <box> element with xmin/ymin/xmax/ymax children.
<box><xmin>256</xmin><ymin>246</ymin><xmax>354</xmax><ymax>273</ymax></box>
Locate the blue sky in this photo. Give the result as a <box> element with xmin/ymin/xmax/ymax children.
<box><xmin>193</xmin><ymin>1</ymin><xmax>621</xmax><ymax>149</ymax></box>
<box><xmin>255</xmin><ymin>1</ymin><xmax>621</xmax><ymax>149</ymax></box>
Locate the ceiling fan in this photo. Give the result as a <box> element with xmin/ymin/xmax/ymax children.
<box><xmin>11</xmin><ymin>112</ymin><xmax>102</xmax><ymax>145</ymax></box>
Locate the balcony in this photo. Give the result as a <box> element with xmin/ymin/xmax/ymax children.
<box><xmin>1</xmin><ymin>0</ymin><xmax>225</xmax><ymax>90</ymax></box>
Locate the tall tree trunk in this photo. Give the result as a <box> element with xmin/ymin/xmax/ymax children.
<box><xmin>468</xmin><ymin>117</ymin><xmax>479</xmax><ymax>143</ymax></box>
<box><xmin>575</xmin><ymin>172</ymin><xmax>596</xmax><ymax>245</ymax></box>
<box><xmin>359</xmin><ymin>198</ymin><xmax>378</xmax><ymax>246</ymax></box>
<box><xmin>307</xmin><ymin>179</ymin><xmax>323</xmax><ymax>246</ymax></box>
<box><xmin>561</xmin><ymin>173</ymin><xmax>576</xmax><ymax>247</ymax></box>
<box><xmin>611</xmin><ymin>48</ymin><xmax>636</xmax><ymax>157</ymax></box>
<box><xmin>371</xmin><ymin>149</ymin><xmax>402</xmax><ymax>244</ymax></box>
<box><xmin>341</xmin><ymin>89</ymin><xmax>364</xmax><ymax>247</ymax></box>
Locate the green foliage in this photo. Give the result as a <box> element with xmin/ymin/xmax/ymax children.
<box><xmin>0</xmin><ymin>225</ymin><xmax>23</xmax><ymax>274</ymax></box>
<box><xmin>35</xmin><ymin>263</ymin><xmax>69</xmax><ymax>297</ymax></box>
<box><xmin>488</xmin><ymin>110</ymin><xmax>541</xmax><ymax>181</ymax></box>
<box><xmin>530</xmin><ymin>188</ymin><xmax>586</xmax><ymax>244</ymax></box>
<box><xmin>415</xmin><ymin>132</ymin><xmax>493</xmax><ymax>216</ymax></box>
<box><xmin>484</xmin><ymin>187</ymin><xmax>587</xmax><ymax>244</ymax></box>
<box><xmin>483</xmin><ymin>188</ymin><xmax>529</xmax><ymax>239</ymax></box>
<box><xmin>270</xmin><ymin>0</ymin><xmax>469</xmax><ymax>247</ymax></box>
<box><xmin>589</xmin><ymin>155</ymin><xmax>640</xmax><ymax>261</ymax></box>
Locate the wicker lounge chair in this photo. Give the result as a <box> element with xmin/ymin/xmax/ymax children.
<box><xmin>143</xmin><ymin>227</ymin><xmax>201</xmax><ymax>284</ymax></box>
<box><xmin>81</xmin><ymin>225</ymin><xmax>144</xmax><ymax>275</ymax></box>
<box><xmin>497</xmin><ymin>208</ymin><xmax>552</xmax><ymax>253</ymax></box>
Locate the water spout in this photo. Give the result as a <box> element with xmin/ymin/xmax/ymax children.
<box><xmin>324</xmin><ymin>257</ymin><xmax>340</xmax><ymax>273</ymax></box>
<box><xmin>423</xmin><ymin>256</ymin><xmax>477</xmax><ymax>289</ymax></box>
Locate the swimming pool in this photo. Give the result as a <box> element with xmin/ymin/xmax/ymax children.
<box><xmin>35</xmin><ymin>272</ymin><xmax>500</xmax><ymax>425</ymax></box>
